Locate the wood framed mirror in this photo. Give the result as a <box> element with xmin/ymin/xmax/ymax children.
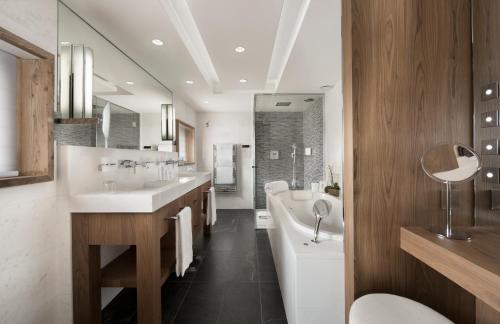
<box><xmin>0</xmin><ymin>26</ymin><xmax>54</xmax><ymax>188</ymax></box>
<box><xmin>175</xmin><ymin>119</ymin><xmax>195</xmax><ymax>165</ymax></box>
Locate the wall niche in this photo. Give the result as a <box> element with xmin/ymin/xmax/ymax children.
<box><xmin>0</xmin><ymin>26</ymin><xmax>54</xmax><ymax>188</ymax></box>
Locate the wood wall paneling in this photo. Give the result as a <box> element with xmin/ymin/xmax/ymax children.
<box><xmin>473</xmin><ymin>0</ymin><xmax>500</xmax><ymax>227</ymax></box>
<box><xmin>343</xmin><ymin>0</ymin><xmax>475</xmax><ymax>322</ymax></box>
<box><xmin>472</xmin><ymin>1</ymin><xmax>500</xmax><ymax>321</ymax></box>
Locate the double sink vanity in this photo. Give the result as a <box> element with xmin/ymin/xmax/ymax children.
<box><xmin>68</xmin><ymin>157</ymin><xmax>211</xmax><ymax>324</ymax></box>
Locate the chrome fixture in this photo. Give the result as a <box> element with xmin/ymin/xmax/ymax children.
<box><xmin>421</xmin><ymin>144</ymin><xmax>481</xmax><ymax>240</ymax></box>
<box><xmin>291</xmin><ymin>143</ymin><xmax>297</xmax><ymax>190</ymax></box>
<box><xmin>98</xmin><ymin>159</ymin><xmax>178</xmax><ymax>171</ymax></box>
<box><xmin>97</xmin><ymin>162</ymin><xmax>116</xmax><ymax>172</ymax></box>
<box><xmin>311</xmin><ymin>199</ymin><xmax>332</xmax><ymax>243</ymax></box>
<box><xmin>161</xmin><ymin>104</ymin><xmax>175</xmax><ymax>141</ymax></box>
<box><xmin>118</xmin><ymin>159</ymin><xmax>138</xmax><ymax>173</ymax></box>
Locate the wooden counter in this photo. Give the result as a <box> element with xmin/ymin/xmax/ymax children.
<box><xmin>400</xmin><ymin>226</ymin><xmax>500</xmax><ymax>316</ymax></box>
<box><xmin>72</xmin><ymin>180</ymin><xmax>211</xmax><ymax>324</ymax></box>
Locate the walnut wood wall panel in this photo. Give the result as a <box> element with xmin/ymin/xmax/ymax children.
<box><xmin>472</xmin><ymin>1</ymin><xmax>500</xmax><ymax>321</ymax></box>
<box><xmin>342</xmin><ymin>0</ymin><xmax>475</xmax><ymax>323</ymax></box>
<box><xmin>473</xmin><ymin>0</ymin><xmax>500</xmax><ymax>227</ymax></box>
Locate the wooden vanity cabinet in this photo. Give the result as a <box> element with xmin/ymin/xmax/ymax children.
<box><xmin>185</xmin><ymin>187</ymin><xmax>203</xmax><ymax>239</ymax></box>
<box><xmin>72</xmin><ymin>180</ymin><xmax>212</xmax><ymax>324</ymax></box>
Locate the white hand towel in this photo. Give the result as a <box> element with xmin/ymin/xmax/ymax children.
<box><xmin>216</xmin><ymin>166</ymin><xmax>234</xmax><ymax>184</ymax></box>
<box><xmin>206</xmin><ymin>187</ymin><xmax>217</xmax><ymax>226</ymax></box>
<box><xmin>0</xmin><ymin>170</ymin><xmax>19</xmax><ymax>178</ymax></box>
<box><xmin>216</xmin><ymin>143</ymin><xmax>234</xmax><ymax>167</ymax></box>
<box><xmin>264</xmin><ymin>181</ymin><xmax>289</xmax><ymax>195</ymax></box>
<box><xmin>176</xmin><ymin>207</ymin><xmax>193</xmax><ymax>277</ymax></box>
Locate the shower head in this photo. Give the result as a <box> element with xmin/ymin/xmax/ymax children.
<box><xmin>291</xmin><ymin>143</ymin><xmax>297</xmax><ymax>150</ymax></box>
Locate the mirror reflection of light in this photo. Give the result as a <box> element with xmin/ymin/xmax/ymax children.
<box><xmin>486</xmin><ymin>144</ymin><xmax>494</xmax><ymax>150</ymax></box>
<box><xmin>487</xmin><ymin>172</ymin><xmax>494</xmax><ymax>178</ymax></box>
<box><xmin>486</xmin><ymin>116</ymin><xmax>493</xmax><ymax>123</ymax></box>
<box><xmin>486</xmin><ymin>88</ymin><xmax>493</xmax><ymax>96</ymax></box>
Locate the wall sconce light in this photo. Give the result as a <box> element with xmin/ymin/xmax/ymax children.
<box><xmin>59</xmin><ymin>44</ymin><xmax>94</xmax><ymax>118</ymax></box>
<box><xmin>161</xmin><ymin>104</ymin><xmax>175</xmax><ymax>142</ymax></box>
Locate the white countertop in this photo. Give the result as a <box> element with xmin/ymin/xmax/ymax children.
<box><xmin>70</xmin><ymin>172</ymin><xmax>211</xmax><ymax>213</ymax></box>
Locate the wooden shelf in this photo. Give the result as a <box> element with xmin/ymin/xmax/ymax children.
<box><xmin>101</xmin><ymin>248</ymin><xmax>172</xmax><ymax>288</ymax></box>
<box><xmin>0</xmin><ymin>175</ymin><xmax>52</xmax><ymax>188</ymax></box>
<box><xmin>54</xmin><ymin>117</ymin><xmax>98</xmax><ymax>125</ymax></box>
<box><xmin>401</xmin><ymin>226</ymin><xmax>500</xmax><ymax>313</ymax></box>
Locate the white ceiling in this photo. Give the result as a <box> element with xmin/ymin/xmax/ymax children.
<box><xmin>59</xmin><ymin>0</ymin><xmax>342</xmax><ymax>113</ymax></box>
<box><xmin>255</xmin><ymin>93</ymin><xmax>323</xmax><ymax>112</ymax></box>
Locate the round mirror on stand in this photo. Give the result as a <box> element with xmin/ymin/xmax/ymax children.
<box><xmin>421</xmin><ymin>143</ymin><xmax>481</xmax><ymax>240</ymax></box>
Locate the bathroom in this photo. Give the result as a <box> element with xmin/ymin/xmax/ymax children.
<box><xmin>0</xmin><ymin>0</ymin><xmax>499</xmax><ymax>324</ymax></box>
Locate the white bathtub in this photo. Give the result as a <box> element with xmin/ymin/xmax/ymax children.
<box><xmin>278</xmin><ymin>190</ymin><xmax>343</xmax><ymax>240</ymax></box>
<box><xmin>266</xmin><ymin>189</ymin><xmax>345</xmax><ymax>324</ymax></box>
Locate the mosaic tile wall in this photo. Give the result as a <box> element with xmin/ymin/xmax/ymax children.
<box><xmin>54</xmin><ymin>124</ymin><xmax>96</xmax><ymax>147</ymax></box>
<box><xmin>54</xmin><ymin>97</ymin><xmax>140</xmax><ymax>149</ymax></box>
<box><xmin>255</xmin><ymin>112</ymin><xmax>305</xmax><ymax>209</ymax></box>
<box><xmin>303</xmin><ymin>98</ymin><xmax>324</xmax><ymax>189</ymax></box>
<box><xmin>95</xmin><ymin>112</ymin><xmax>140</xmax><ymax>150</ymax></box>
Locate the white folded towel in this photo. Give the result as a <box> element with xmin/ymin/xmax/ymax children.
<box><xmin>264</xmin><ymin>181</ymin><xmax>289</xmax><ymax>195</ymax></box>
<box><xmin>215</xmin><ymin>143</ymin><xmax>234</xmax><ymax>167</ymax></box>
<box><xmin>0</xmin><ymin>170</ymin><xmax>19</xmax><ymax>178</ymax></box>
<box><xmin>176</xmin><ymin>207</ymin><xmax>193</xmax><ymax>277</ymax></box>
<box><xmin>206</xmin><ymin>187</ymin><xmax>217</xmax><ymax>226</ymax></box>
<box><xmin>216</xmin><ymin>166</ymin><xmax>234</xmax><ymax>185</ymax></box>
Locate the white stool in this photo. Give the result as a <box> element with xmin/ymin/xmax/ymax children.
<box><xmin>349</xmin><ymin>294</ymin><xmax>453</xmax><ymax>324</ymax></box>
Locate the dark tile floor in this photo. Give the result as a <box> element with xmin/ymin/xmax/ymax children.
<box><xmin>102</xmin><ymin>209</ymin><xmax>288</xmax><ymax>324</ymax></box>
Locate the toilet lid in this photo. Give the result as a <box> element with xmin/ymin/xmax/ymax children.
<box><xmin>349</xmin><ymin>294</ymin><xmax>454</xmax><ymax>324</ymax></box>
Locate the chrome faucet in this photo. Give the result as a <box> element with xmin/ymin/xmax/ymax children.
<box><xmin>118</xmin><ymin>159</ymin><xmax>138</xmax><ymax>174</ymax></box>
<box><xmin>311</xmin><ymin>199</ymin><xmax>332</xmax><ymax>243</ymax></box>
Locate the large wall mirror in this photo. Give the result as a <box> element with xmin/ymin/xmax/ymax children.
<box><xmin>56</xmin><ymin>2</ymin><xmax>174</xmax><ymax>150</ymax></box>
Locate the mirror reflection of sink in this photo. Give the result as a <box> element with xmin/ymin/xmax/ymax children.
<box><xmin>143</xmin><ymin>180</ymin><xmax>176</xmax><ymax>189</ymax></box>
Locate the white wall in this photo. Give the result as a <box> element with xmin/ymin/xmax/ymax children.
<box><xmin>0</xmin><ymin>1</ymin><xmax>66</xmax><ymax>324</ymax></box>
<box><xmin>0</xmin><ymin>50</ymin><xmax>17</xmax><ymax>173</ymax></box>
<box><xmin>197</xmin><ymin>112</ymin><xmax>254</xmax><ymax>209</ymax></box>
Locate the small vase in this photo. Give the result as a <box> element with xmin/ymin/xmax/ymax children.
<box><xmin>328</xmin><ymin>188</ymin><xmax>340</xmax><ymax>197</ymax></box>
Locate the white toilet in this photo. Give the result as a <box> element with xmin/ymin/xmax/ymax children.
<box><xmin>349</xmin><ymin>294</ymin><xmax>453</xmax><ymax>324</ymax></box>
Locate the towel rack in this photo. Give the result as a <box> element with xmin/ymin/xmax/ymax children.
<box><xmin>213</xmin><ymin>144</ymin><xmax>237</xmax><ymax>193</ymax></box>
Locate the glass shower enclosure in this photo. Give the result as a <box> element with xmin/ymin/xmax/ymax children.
<box><xmin>253</xmin><ymin>94</ymin><xmax>324</xmax><ymax>210</ymax></box>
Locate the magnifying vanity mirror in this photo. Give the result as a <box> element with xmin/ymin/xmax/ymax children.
<box><xmin>421</xmin><ymin>144</ymin><xmax>482</xmax><ymax>240</ymax></box>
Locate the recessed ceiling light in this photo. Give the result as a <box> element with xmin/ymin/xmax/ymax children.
<box><xmin>125</xmin><ymin>81</ymin><xmax>135</xmax><ymax>85</ymax></box>
<box><xmin>60</xmin><ymin>41</ymin><xmax>71</xmax><ymax>46</ymax></box>
<box><xmin>320</xmin><ymin>85</ymin><xmax>334</xmax><ymax>90</ymax></box>
<box><xmin>234</xmin><ymin>46</ymin><xmax>246</xmax><ymax>53</ymax></box>
<box><xmin>203</xmin><ymin>100</ymin><xmax>209</xmax><ymax>104</ymax></box>
<box><xmin>239</xmin><ymin>79</ymin><xmax>248</xmax><ymax>83</ymax></box>
<box><xmin>152</xmin><ymin>39</ymin><xmax>164</xmax><ymax>46</ymax></box>
<box><xmin>185</xmin><ymin>80</ymin><xmax>194</xmax><ymax>84</ymax></box>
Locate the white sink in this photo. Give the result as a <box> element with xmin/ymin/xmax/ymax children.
<box><xmin>143</xmin><ymin>180</ymin><xmax>176</xmax><ymax>189</ymax></box>
<box><xmin>71</xmin><ymin>171</ymin><xmax>212</xmax><ymax>213</ymax></box>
